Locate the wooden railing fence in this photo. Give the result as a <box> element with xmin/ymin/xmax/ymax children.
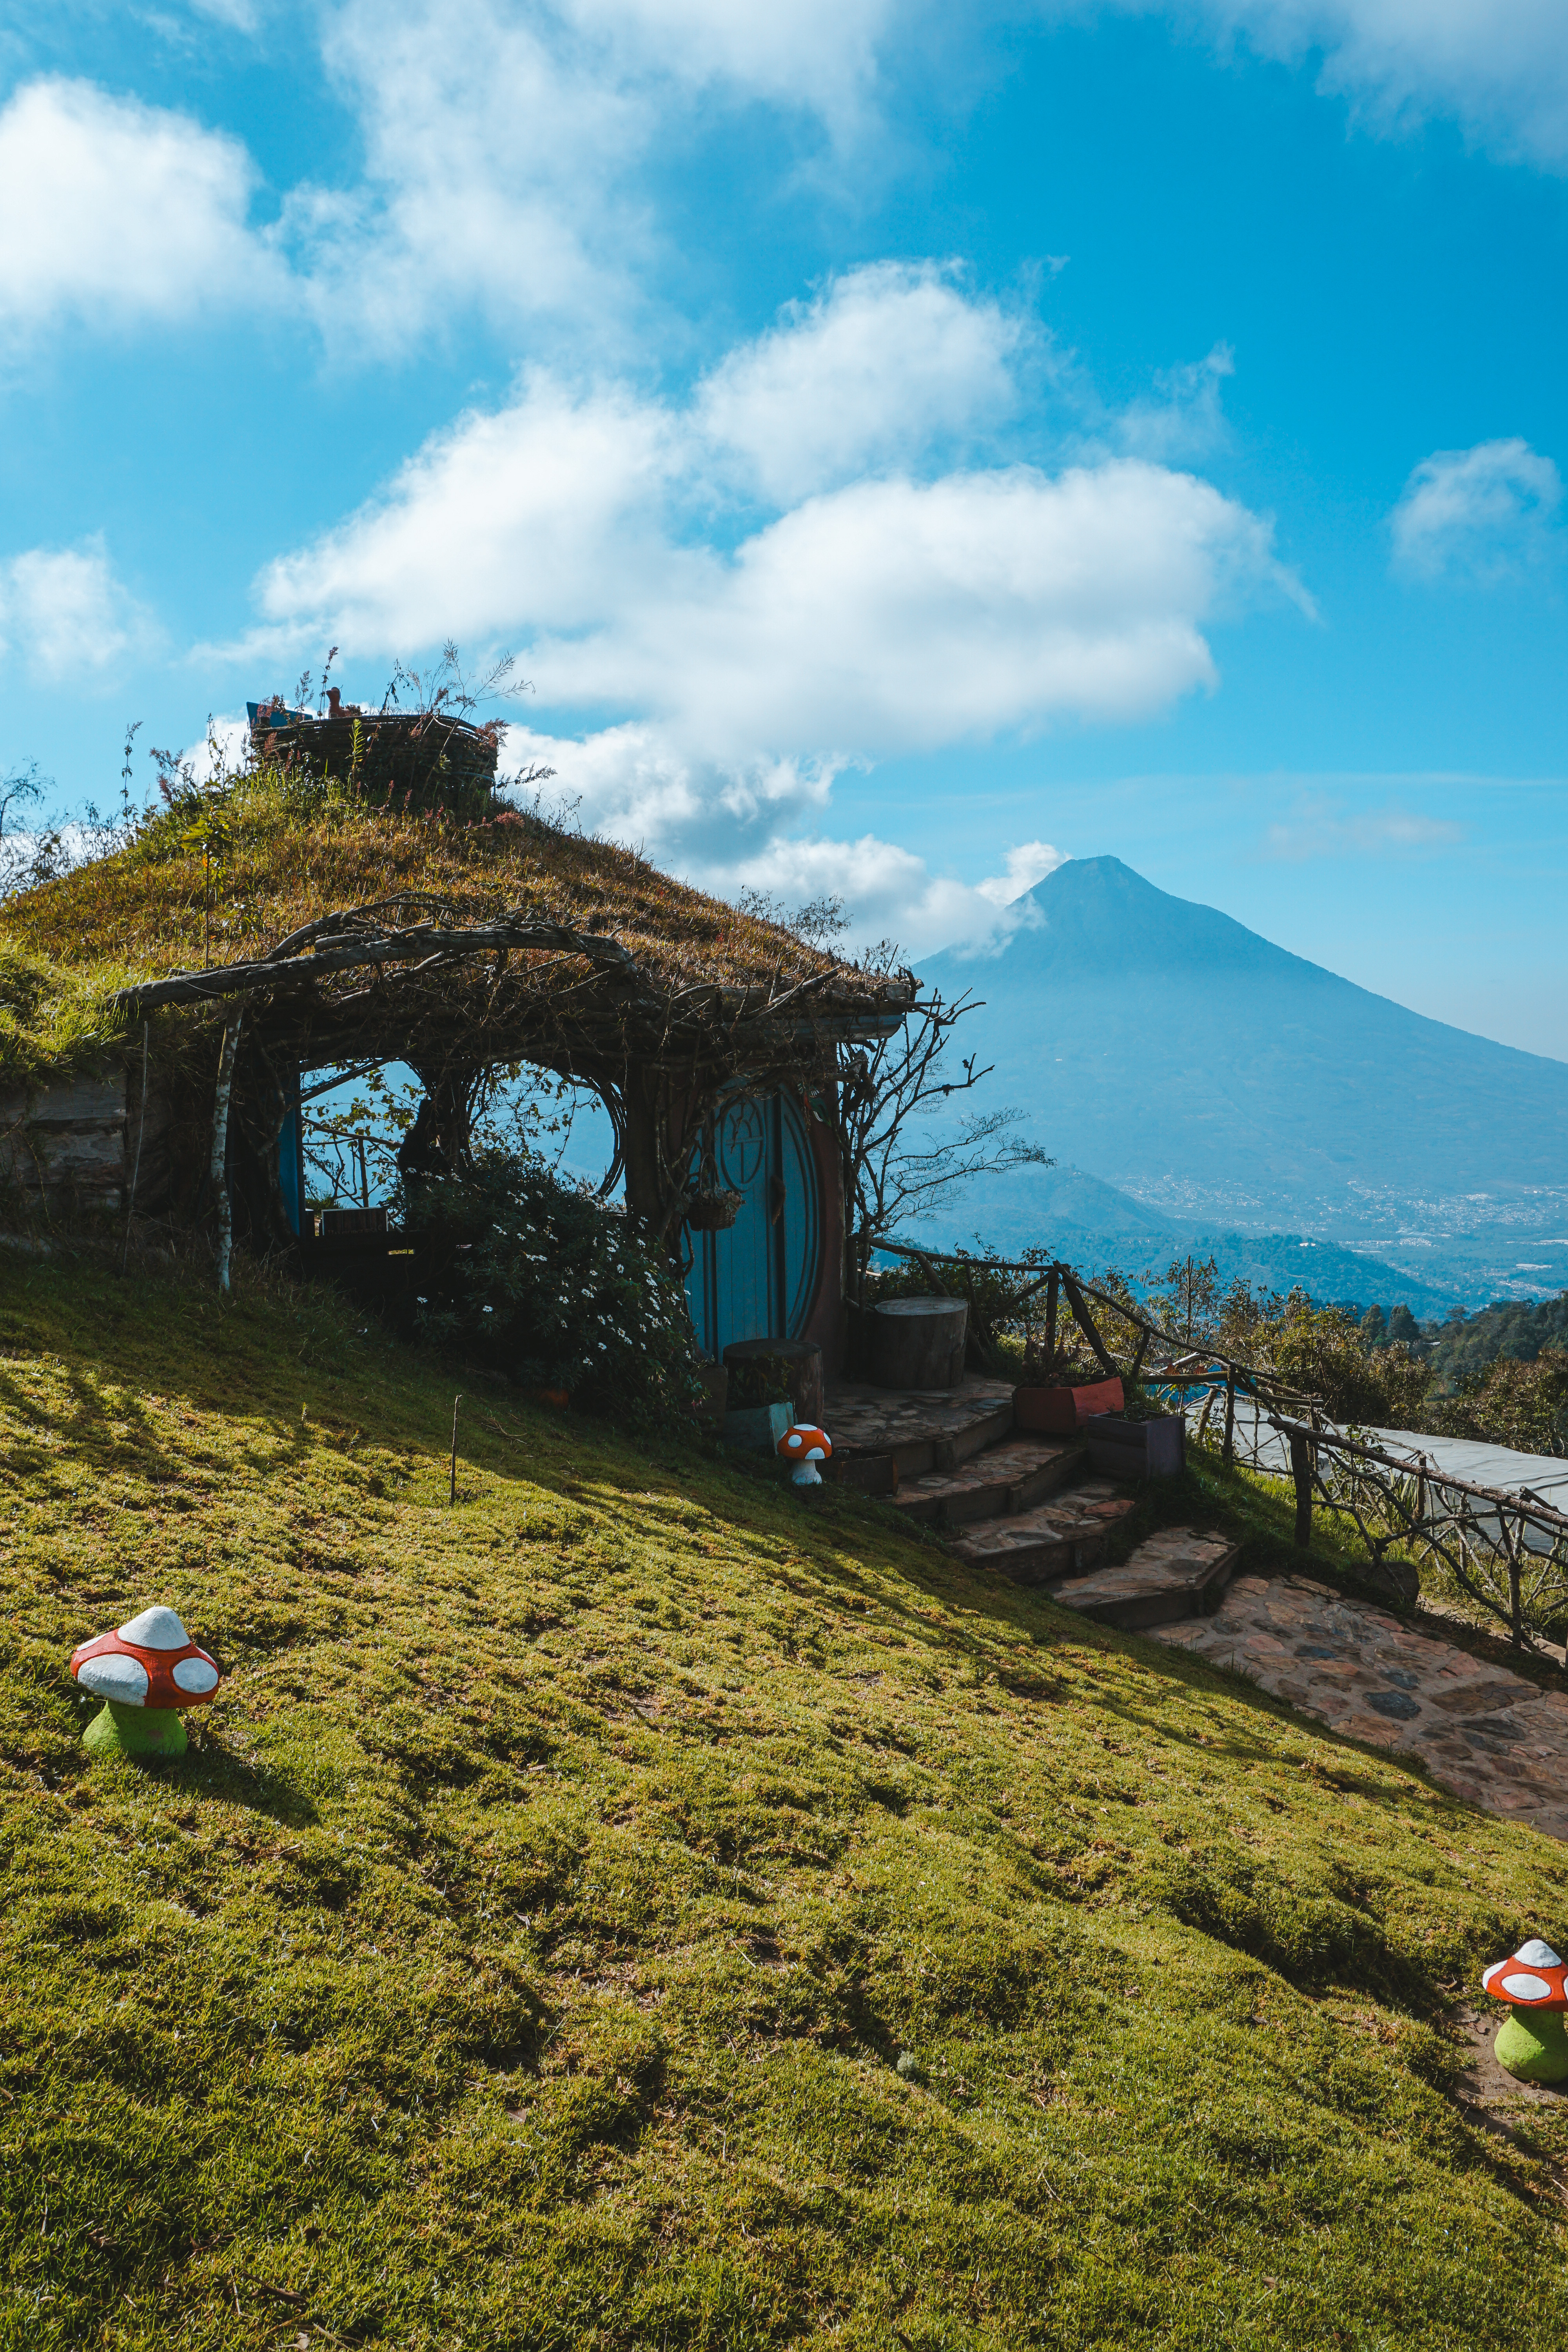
<box><xmin>877</xmin><ymin>1240</ymin><xmax>1568</xmax><ymax>1649</ymax></box>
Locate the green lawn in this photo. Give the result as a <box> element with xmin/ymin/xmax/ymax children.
<box><xmin>3</xmin><ymin>1254</ymin><xmax>1567</xmax><ymax>2350</ymax></box>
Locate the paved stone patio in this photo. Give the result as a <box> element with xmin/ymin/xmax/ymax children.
<box><xmin>1154</xmin><ymin>1574</ymin><xmax>1568</xmax><ymax>1840</ymax></box>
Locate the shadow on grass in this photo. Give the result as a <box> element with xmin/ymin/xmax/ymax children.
<box><xmin>178</xmin><ymin>1740</ymin><xmax>321</xmax><ymax>1826</ymax></box>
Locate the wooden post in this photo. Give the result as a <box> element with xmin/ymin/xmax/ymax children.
<box><xmin>450</xmin><ymin>1393</ymin><xmax>462</xmax><ymax>1506</ymax></box>
<box><xmin>1504</xmin><ymin>1511</ymin><xmax>1523</xmax><ymax>1648</ymax></box>
<box><xmin>1222</xmin><ymin>1371</ymin><xmax>1235</xmax><ymax>1469</ymax></box>
<box><xmin>1289</xmin><ymin>1430</ymin><xmax>1312</xmax><ymax>1549</ymax></box>
<box><xmin>1060</xmin><ymin>1270</ymin><xmax>1119</xmax><ymax>1380</ymax></box>
<box><xmin>210</xmin><ymin>1013</ymin><xmax>243</xmax><ymax>1294</ymax></box>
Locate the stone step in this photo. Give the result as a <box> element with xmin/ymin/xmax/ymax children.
<box><xmin>825</xmin><ymin>1377</ymin><xmax>1014</xmax><ymax>1481</ymax></box>
<box><xmin>891</xmin><ymin>1436</ymin><xmax>1086</xmax><ymax>1528</ymax></box>
<box><xmin>1047</xmin><ymin>1529</ymin><xmax>1241</xmax><ymax>1632</ymax></box>
<box><xmin>951</xmin><ymin>1483</ymin><xmax>1138</xmax><ymax>1584</ymax></box>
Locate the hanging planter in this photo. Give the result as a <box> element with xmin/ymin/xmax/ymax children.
<box><xmin>685</xmin><ymin>1187</ymin><xmax>742</xmax><ymax>1231</ymax></box>
<box><xmin>684</xmin><ymin>1127</ymin><xmax>743</xmax><ymax>1230</ymax></box>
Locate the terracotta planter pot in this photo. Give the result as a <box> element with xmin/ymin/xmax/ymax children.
<box><xmin>1014</xmin><ymin>1377</ymin><xmax>1125</xmax><ymax>1434</ymax></box>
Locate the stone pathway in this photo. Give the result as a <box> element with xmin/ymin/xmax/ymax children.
<box><xmin>1154</xmin><ymin>1574</ymin><xmax>1568</xmax><ymax>1839</ymax></box>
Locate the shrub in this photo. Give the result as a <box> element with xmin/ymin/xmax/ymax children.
<box><xmin>1264</xmin><ymin>1290</ymin><xmax>1431</xmax><ymax>1427</ymax></box>
<box><xmin>1428</xmin><ymin>1346</ymin><xmax>1568</xmax><ymax>1457</ymax></box>
<box><xmin>396</xmin><ymin>1151</ymin><xmax>705</xmax><ymax>1425</ymax></box>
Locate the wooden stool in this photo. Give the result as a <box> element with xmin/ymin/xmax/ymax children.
<box><xmin>869</xmin><ymin>1297</ymin><xmax>968</xmax><ymax>1390</ymax></box>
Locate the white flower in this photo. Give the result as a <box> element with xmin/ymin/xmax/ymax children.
<box><xmin>482</xmin><ymin>1306</ymin><xmax>494</xmax><ymax>1315</ymax></box>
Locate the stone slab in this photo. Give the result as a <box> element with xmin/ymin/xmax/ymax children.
<box><xmin>951</xmin><ymin>1481</ymin><xmax>1137</xmax><ymax>1584</ymax></box>
<box><xmin>722</xmin><ymin>1402</ymin><xmax>793</xmax><ymax>1455</ymax></box>
<box><xmin>1048</xmin><ymin>1530</ymin><xmax>1241</xmax><ymax>1631</ymax></box>
<box><xmin>825</xmin><ymin>1377</ymin><xmax>1015</xmax><ymax>1479</ymax></box>
<box><xmin>891</xmin><ymin>1436</ymin><xmax>1085</xmax><ymax>1528</ymax></box>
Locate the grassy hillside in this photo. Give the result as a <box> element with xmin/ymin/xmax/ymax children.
<box><xmin>4</xmin><ymin>1257</ymin><xmax>1568</xmax><ymax>2350</ymax></box>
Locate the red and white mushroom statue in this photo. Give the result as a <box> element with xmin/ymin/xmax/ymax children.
<box><xmin>778</xmin><ymin>1423</ymin><xmax>833</xmax><ymax>1487</ymax></box>
<box><xmin>1481</xmin><ymin>1937</ymin><xmax>1568</xmax><ymax>2083</ymax></box>
<box><xmin>71</xmin><ymin>1606</ymin><xmax>222</xmax><ymax>1761</ymax></box>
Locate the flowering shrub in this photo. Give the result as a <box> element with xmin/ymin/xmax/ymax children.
<box><xmin>396</xmin><ymin>1151</ymin><xmax>705</xmax><ymax>1424</ymax></box>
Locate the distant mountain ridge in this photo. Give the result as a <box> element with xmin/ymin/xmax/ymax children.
<box><xmin>908</xmin><ymin>1159</ymin><xmax>1464</xmax><ymax>1319</ymax></box>
<box><xmin>916</xmin><ymin>858</ymin><xmax>1568</xmax><ymax>1305</ymax></box>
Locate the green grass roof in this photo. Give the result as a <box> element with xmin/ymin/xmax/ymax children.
<box><xmin>0</xmin><ymin>776</ymin><xmax>900</xmax><ymax>1089</ymax></box>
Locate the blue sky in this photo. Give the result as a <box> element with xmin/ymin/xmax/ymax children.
<box><xmin>2</xmin><ymin>0</ymin><xmax>1565</xmax><ymax>1049</ymax></box>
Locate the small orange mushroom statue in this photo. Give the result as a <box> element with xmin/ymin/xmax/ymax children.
<box><xmin>778</xmin><ymin>1423</ymin><xmax>833</xmax><ymax>1488</ymax></box>
<box><xmin>1481</xmin><ymin>1938</ymin><xmax>1568</xmax><ymax>2083</ymax></box>
<box><xmin>71</xmin><ymin>1606</ymin><xmax>222</xmax><ymax>1762</ymax></box>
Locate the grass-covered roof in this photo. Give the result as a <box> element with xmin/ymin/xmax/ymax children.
<box><xmin>0</xmin><ymin>766</ymin><xmax>912</xmax><ymax>1091</ymax></box>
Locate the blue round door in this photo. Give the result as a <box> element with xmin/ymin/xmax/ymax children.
<box><xmin>684</xmin><ymin>1091</ymin><xmax>822</xmax><ymax>1358</ymax></box>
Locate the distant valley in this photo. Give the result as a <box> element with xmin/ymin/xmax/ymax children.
<box><xmin>915</xmin><ymin>858</ymin><xmax>1568</xmax><ymax>1312</ymax></box>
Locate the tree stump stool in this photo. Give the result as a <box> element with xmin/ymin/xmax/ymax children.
<box><xmin>869</xmin><ymin>1297</ymin><xmax>968</xmax><ymax>1391</ymax></box>
<box><xmin>722</xmin><ymin>1338</ymin><xmax>824</xmax><ymax>1427</ymax></box>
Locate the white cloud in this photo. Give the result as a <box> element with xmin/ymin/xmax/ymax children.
<box><xmin>1188</xmin><ymin>0</ymin><xmax>1568</xmax><ymax>170</ymax></box>
<box><xmin>0</xmin><ymin>539</ymin><xmax>152</xmax><ymax>680</ymax></box>
<box><xmin>1261</xmin><ymin>796</ymin><xmax>1466</xmax><ymax>859</ymax></box>
<box><xmin>1390</xmin><ymin>437</ymin><xmax>1563</xmax><ymax>583</ymax></box>
<box><xmin>567</xmin><ymin>0</ymin><xmax>894</xmax><ymax>117</ymax></box>
<box><xmin>290</xmin><ymin>0</ymin><xmax>900</xmax><ymax>352</ymax></box>
<box><xmin>296</xmin><ymin>0</ymin><xmax>648</xmax><ymax>352</ymax></box>
<box><xmin>695</xmin><ymin>262</ymin><xmax>1029</xmax><ymax>501</ymax></box>
<box><xmin>1115</xmin><ymin>344</ymin><xmax>1234</xmax><ymax>462</ymax></box>
<box><xmin>975</xmin><ymin>839</ymin><xmax>1065</xmax><ymax>904</ymax></box>
<box><xmin>0</xmin><ymin>78</ymin><xmax>282</xmax><ymax>343</ymax></box>
<box><xmin>252</xmin><ymin>374</ymin><xmax>678</xmax><ymax>648</ymax></box>
<box><xmin>230</xmin><ymin>263</ymin><xmax>1305</xmax><ymax>948</ymax></box>
<box><xmin>538</xmin><ymin>458</ymin><xmax>1299</xmax><ymax>759</ymax></box>
<box><xmin>12</xmin><ymin>0</ymin><xmax>1568</xmax><ymax>372</ymax></box>
<box><xmin>0</xmin><ymin>0</ymin><xmax>899</xmax><ymax>359</ymax></box>
<box><xmin>696</xmin><ymin>829</ymin><xmax>1061</xmax><ymax>958</ymax></box>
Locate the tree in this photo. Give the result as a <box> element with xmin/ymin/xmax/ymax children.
<box><xmin>1430</xmin><ymin>1348</ymin><xmax>1568</xmax><ymax>1457</ymax></box>
<box><xmin>0</xmin><ymin>761</ymin><xmax>47</xmax><ymax>896</ymax></box>
<box><xmin>733</xmin><ymin>888</ymin><xmax>1050</xmax><ymax>1307</ymax></box>
<box><xmin>834</xmin><ymin>982</ymin><xmax>1050</xmax><ymax>1306</ymax></box>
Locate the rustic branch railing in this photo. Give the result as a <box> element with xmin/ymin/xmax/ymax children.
<box><xmin>877</xmin><ymin>1238</ymin><xmax>1568</xmax><ymax>1648</ymax></box>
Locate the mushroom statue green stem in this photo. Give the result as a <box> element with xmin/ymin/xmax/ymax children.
<box><xmin>1481</xmin><ymin>1939</ymin><xmax>1568</xmax><ymax>2084</ymax></box>
<box><xmin>71</xmin><ymin>1606</ymin><xmax>222</xmax><ymax>1763</ymax></box>
<box><xmin>82</xmin><ymin>1702</ymin><xmax>188</xmax><ymax>1760</ymax></box>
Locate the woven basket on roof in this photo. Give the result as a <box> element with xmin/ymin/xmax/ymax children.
<box><xmin>249</xmin><ymin>704</ymin><xmax>501</xmax><ymax>818</ymax></box>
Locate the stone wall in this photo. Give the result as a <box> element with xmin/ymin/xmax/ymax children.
<box><xmin>0</xmin><ymin>1069</ymin><xmax>127</xmax><ymax>1213</ymax></box>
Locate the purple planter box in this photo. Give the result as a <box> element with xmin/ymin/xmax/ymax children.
<box><xmin>1082</xmin><ymin>1413</ymin><xmax>1185</xmax><ymax>1481</ymax></box>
